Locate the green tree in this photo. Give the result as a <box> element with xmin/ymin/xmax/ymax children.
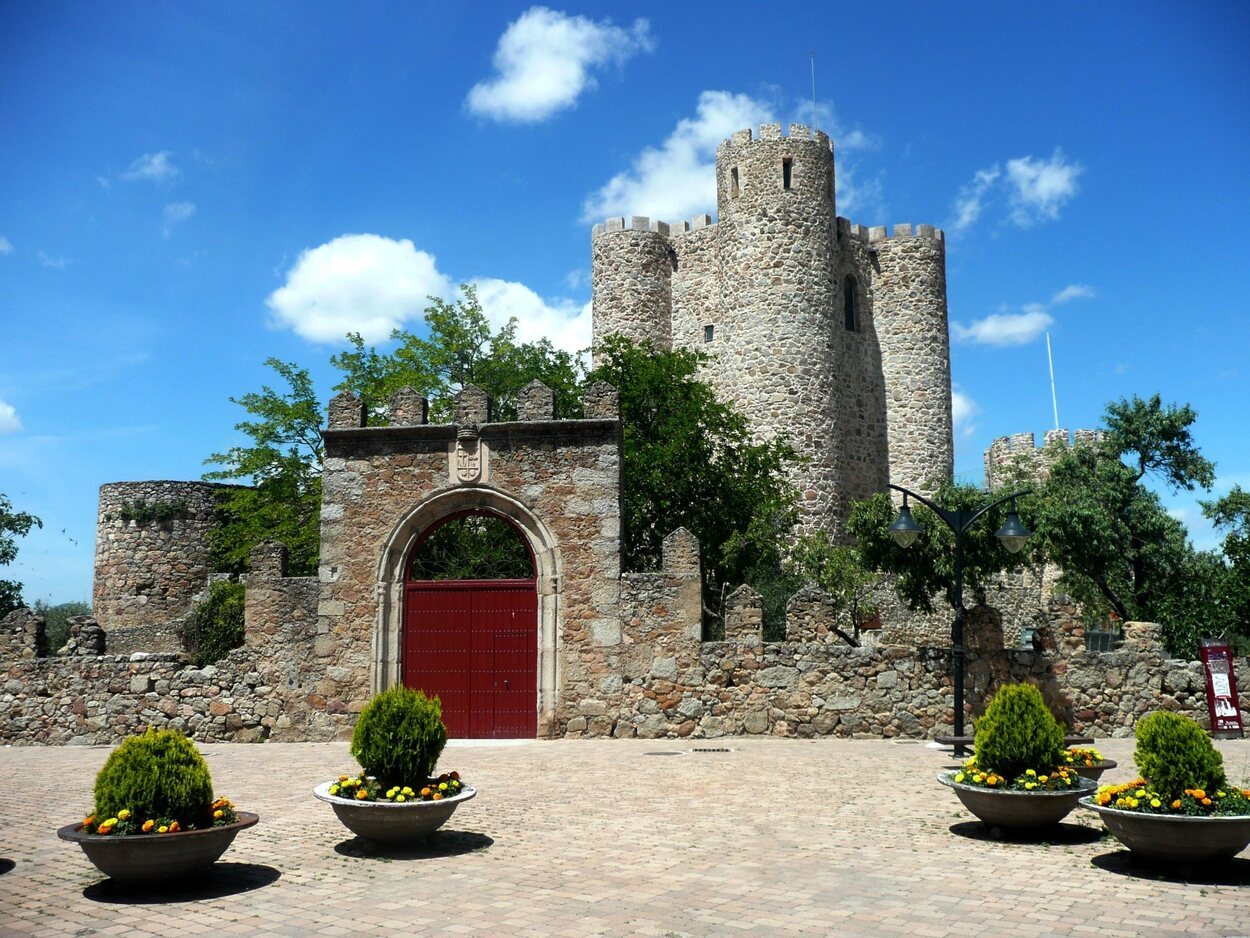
<box><xmin>847</xmin><ymin>483</ymin><xmax>1033</xmax><ymax>615</ymax></box>
<box><xmin>588</xmin><ymin>336</ymin><xmax>800</xmax><ymax>631</ymax></box>
<box><xmin>0</xmin><ymin>493</ymin><xmax>42</xmax><ymax>619</ymax></box>
<box><xmin>32</xmin><ymin>599</ymin><xmax>91</xmax><ymax>653</ymax></box>
<box><xmin>786</xmin><ymin>533</ymin><xmax>880</xmax><ymax>644</ymax></box>
<box><xmin>331</xmin><ymin>285</ymin><xmax>586</xmax><ymax>422</ymax></box>
<box><xmin>204</xmin><ymin>359</ymin><xmax>324</xmax><ymax>576</ymax></box>
<box><xmin>1031</xmin><ymin>395</ymin><xmax>1223</xmax><ymax>657</ymax></box>
<box><xmin>1203</xmin><ymin>486</ymin><xmax>1250</xmax><ymax>652</ymax></box>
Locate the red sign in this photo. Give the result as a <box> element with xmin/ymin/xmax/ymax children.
<box><xmin>1199</xmin><ymin>639</ymin><xmax>1244</xmax><ymax>739</ymax></box>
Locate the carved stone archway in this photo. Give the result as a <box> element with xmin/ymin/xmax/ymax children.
<box><xmin>374</xmin><ymin>487</ymin><xmax>561</xmax><ymax>736</ymax></box>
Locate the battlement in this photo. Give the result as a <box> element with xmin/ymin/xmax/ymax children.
<box><xmin>984</xmin><ymin>428</ymin><xmax>1103</xmax><ymax>488</ymax></box>
<box><xmin>592</xmin><ymin>214</ymin><xmax>715</xmax><ymax>239</ymax></box>
<box><xmin>724</xmin><ymin>123</ymin><xmax>832</xmax><ymax>150</ymax></box>
<box><xmin>836</xmin><ymin>217</ymin><xmax>944</xmax><ymax>245</ymax></box>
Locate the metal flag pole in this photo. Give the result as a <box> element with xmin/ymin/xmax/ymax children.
<box><xmin>1046</xmin><ymin>332</ymin><xmax>1060</xmax><ymax>430</ymax></box>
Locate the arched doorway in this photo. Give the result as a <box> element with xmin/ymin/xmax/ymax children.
<box><xmin>402</xmin><ymin>510</ymin><xmax>538</xmax><ymax>738</ymax></box>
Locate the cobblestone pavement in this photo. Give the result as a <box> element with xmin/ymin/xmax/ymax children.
<box><xmin>2</xmin><ymin>736</ymin><xmax>1248</xmax><ymax>937</ymax></box>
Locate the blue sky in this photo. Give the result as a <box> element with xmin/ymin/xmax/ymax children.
<box><xmin>3</xmin><ymin>1</ymin><xmax>1248</xmax><ymax>605</ymax></box>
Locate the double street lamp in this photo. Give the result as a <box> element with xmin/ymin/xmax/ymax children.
<box><xmin>887</xmin><ymin>483</ymin><xmax>1033</xmax><ymax>741</ymax></box>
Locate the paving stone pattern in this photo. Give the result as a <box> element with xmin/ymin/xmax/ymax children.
<box><xmin>2</xmin><ymin>737</ymin><xmax>1248</xmax><ymax>936</ymax></box>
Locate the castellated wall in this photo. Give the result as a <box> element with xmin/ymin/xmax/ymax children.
<box><xmin>93</xmin><ymin>480</ymin><xmax>243</xmax><ymax>653</ymax></box>
<box><xmin>984</xmin><ymin>427</ymin><xmax>1104</xmax><ymax>490</ymax></box>
<box><xmin>591</xmin><ymin>123</ymin><xmax>952</xmax><ymax>535</ymax></box>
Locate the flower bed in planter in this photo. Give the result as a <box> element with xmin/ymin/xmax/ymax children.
<box><xmin>314</xmin><ymin>775</ymin><xmax>476</xmax><ymax>845</ymax></box>
<box><xmin>939</xmin><ymin>768</ymin><xmax>1095</xmax><ymax>829</ymax></box>
<box><xmin>1082</xmin><ymin>779</ymin><xmax>1250</xmax><ymax>864</ymax></box>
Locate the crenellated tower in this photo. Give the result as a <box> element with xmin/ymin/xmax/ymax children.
<box><xmin>591</xmin><ymin>124</ymin><xmax>953</xmax><ymax>535</ymax></box>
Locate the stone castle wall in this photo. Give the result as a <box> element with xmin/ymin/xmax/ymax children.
<box><xmin>92</xmin><ymin>480</ymin><xmax>243</xmax><ymax>653</ymax></box>
<box><xmin>592</xmin><ymin>123</ymin><xmax>953</xmax><ymax>533</ymax></box>
<box><xmin>984</xmin><ymin>428</ymin><xmax>1103</xmax><ymax>490</ymax></box>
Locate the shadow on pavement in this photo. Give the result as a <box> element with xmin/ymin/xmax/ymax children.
<box><xmin>0</xmin><ymin>859</ymin><xmax>14</xmax><ymax>875</ymax></box>
<box><xmin>948</xmin><ymin>821</ymin><xmax>1105</xmax><ymax>845</ymax></box>
<box><xmin>1091</xmin><ymin>851</ymin><xmax>1250</xmax><ymax>886</ymax></box>
<box><xmin>333</xmin><ymin>829</ymin><xmax>494</xmax><ymax>860</ymax></box>
<box><xmin>83</xmin><ymin>862</ymin><xmax>282</xmax><ymax>904</ymax></box>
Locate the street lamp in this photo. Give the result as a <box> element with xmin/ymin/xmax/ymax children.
<box><xmin>887</xmin><ymin>484</ymin><xmax>1033</xmax><ymax>744</ymax></box>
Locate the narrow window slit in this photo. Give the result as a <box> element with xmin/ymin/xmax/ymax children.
<box><xmin>782</xmin><ymin>158</ymin><xmax>793</xmax><ymax>190</ymax></box>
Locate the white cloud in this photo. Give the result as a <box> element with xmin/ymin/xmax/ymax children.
<box><xmin>1051</xmin><ymin>284</ymin><xmax>1094</xmax><ymax>304</ymax></box>
<box><xmin>582</xmin><ymin>90</ymin><xmax>776</xmax><ymax>223</ymax></box>
<box><xmin>467</xmin><ymin>7</ymin><xmax>653</xmax><ymax>123</ymax></box>
<box><xmin>1006</xmin><ymin>149</ymin><xmax>1083</xmax><ymax>226</ymax></box>
<box><xmin>951</xmin><ymin>387</ymin><xmax>979</xmax><ymax>438</ymax></box>
<box><xmin>471</xmin><ymin>277</ymin><xmax>591</xmax><ymax>356</ymax></box>
<box><xmin>267</xmin><ymin>234</ymin><xmax>454</xmax><ymax>344</ymax></box>
<box><xmin>121</xmin><ymin>151</ymin><xmax>181</xmax><ymax>185</ymax></box>
<box><xmin>162</xmin><ymin>201</ymin><xmax>196</xmax><ymax>237</ymax></box>
<box><xmin>950</xmin><ymin>166</ymin><xmax>1000</xmax><ymax>233</ymax></box>
<box><xmin>37</xmin><ymin>251</ymin><xmax>73</xmax><ymax>270</ymax></box>
<box><xmin>952</xmin><ymin>306</ymin><xmax>1053</xmax><ymax>347</ymax></box>
<box><xmin>0</xmin><ymin>235</ymin><xmax>13</xmax><ymax>255</ymax></box>
<box><xmin>0</xmin><ymin>399</ymin><xmax>21</xmax><ymax>434</ymax></box>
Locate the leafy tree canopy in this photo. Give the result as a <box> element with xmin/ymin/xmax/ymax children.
<box><xmin>588</xmin><ymin>335</ymin><xmax>800</xmax><ymax>629</ymax></box>
<box><xmin>331</xmin><ymin>285</ymin><xmax>586</xmax><ymax>423</ymax></box>
<box><xmin>204</xmin><ymin>359</ymin><xmax>324</xmax><ymax>576</ymax></box>
<box><xmin>847</xmin><ymin>483</ymin><xmax>1032</xmax><ymax>614</ymax></box>
<box><xmin>0</xmin><ymin>492</ymin><xmax>42</xmax><ymax>619</ymax></box>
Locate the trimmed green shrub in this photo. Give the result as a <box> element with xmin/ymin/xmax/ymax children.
<box><xmin>972</xmin><ymin>682</ymin><xmax>1065</xmax><ymax>778</ymax></box>
<box><xmin>93</xmin><ymin>728</ymin><xmax>215</xmax><ymax>826</ymax></box>
<box><xmin>1133</xmin><ymin>710</ymin><xmax>1226</xmax><ymax>800</ymax></box>
<box><xmin>182</xmin><ymin>580</ymin><xmax>245</xmax><ymax>666</ymax></box>
<box><xmin>351</xmin><ymin>686</ymin><xmax>448</xmax><ymax>788</ymax></box>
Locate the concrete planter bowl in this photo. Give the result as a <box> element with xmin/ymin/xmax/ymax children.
<box><xmin>57</xmin><ymin>813</ymin><xmax>259</xmax><ymax>884</ymax></box>
<box><xmin>314</xmin><ymin>782</ymin><xmax>476</xmax><ymax>846</ymax></box>
<box><xmin>939</xmin><ymin>773</ymin><xmax>1096</xmax><ymax>829</ymax></box>
<box><xmin>1072</xmin><ymin>759</ymin><xmax>1118</xmax><ymax>783</ymax></box>
<box><xmin>1080</xmin><ymin>798</ymin><xmax>1250</xmax><ymax>864</ymax></box>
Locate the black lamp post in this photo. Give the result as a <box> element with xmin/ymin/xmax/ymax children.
<box><xmin>887</xmin><ymin>483</ymin><xmax>1033</xmax><ymax>743</ymax></box>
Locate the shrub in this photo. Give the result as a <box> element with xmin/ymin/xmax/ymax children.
<box><xmin>972</xmin><ymin>682</ymin><xmax>1065</xmax><ymax>779</ymax></box>
<box><xmin>92</xmin><ymin>729</ymin><xmax>215</xmax><ymax>827</ymax></box>
<box><xmin>1133</xmin><ymin>711</ymin><xmax>1226</xmax><ymax>801</ymax></box>
<box><xmin>350</xmin><ymin>686</ymin><xmax>448</xmax><ymax>788</ymax></box>
<box><xmin>182</xmin><ymin>580</ymin><xmax>245</xmax><ymax>666</ymax></box>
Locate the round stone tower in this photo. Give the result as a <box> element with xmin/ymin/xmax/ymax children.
<box><xmin>711</xmin><ymin>123</ymin><xmax>846</xmax><ymax>531</ymax></box>
<box><xmin>870</xmin><ymin>226</ymin><xmax>953</xmax><ymax>494</ymax></box>
<box><xmin>591</xmin><ymin>217</ymin><xmax>674</xmax><ymax>356</ymax></box>
<box><xmin>93</xmin><ymin>480</ymin><xmax>236</xmax><ymax>651</ymax></box>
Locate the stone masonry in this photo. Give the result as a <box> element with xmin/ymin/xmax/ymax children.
<box><xmin>92</xmin><ymin>480</ymin><xmax>243</xmax><ymax>652</ymax></box>
<box><xmin>592</xmin><ymin>123</ymin><xmax>953</xmax><ymax>534</ymax></box>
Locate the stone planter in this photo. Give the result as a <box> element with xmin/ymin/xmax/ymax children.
<box><xmin>1080</xmin><ymin>798</ymin><xmax>1250</xmax><ymax>864</ymax></box>
<box><xmin>314</xmin><ymin>782</ymin><xmax>476</xmax><ymax>846</ymax></box>
<box><xmin>1071</xmin><ymin>759</ymin><xmax>1117</xmax><ymax>783</ymax></box>
<box><xmin>57</xmin><ymin>813</ymin><xmax>259</xmax><ymax>884</ymax></box>
<box><xmin>939</xmin><ymin>773</ymin><xmax>1096</xmax><ymax>830</ymax></box>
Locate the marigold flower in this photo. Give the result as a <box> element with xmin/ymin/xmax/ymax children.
<box><xmin>396</xmin><ymin>795</ymin><xmax>406</xmax><ymax>803</ymax></box>
<box><xmin>338</xmin><ymin>775</ymin><xmax>349</xmax><ymax>782</ymax></box>
<box><xmin>356</xmin><ymin>789</ymin><xmax>369</xmax><ymax>800</ymax></box>
<box><xmin>117</xmin><ymin>809</ymin><xmax>131</xmax><ymax>821</ymax></box>
<box><xmin>432</xmin><ymin>793</ymin><xmax>443</xmax><ymax>801</ymax></box>
<box><xmin>168</xmin><ymin>821</ymin><xmax>181</xmax><ymax>833</ymax></box>
<box><xmin>1150</xmin><ymin>799</ymin><xmax>1162</xmax><ymax>808</ymax></box>
<box><xmin>1039</xmin><ymin>776</ymin><xmax>1048</xmax><ymax>783</ymax></box>
<box><xmin>421</xmin><ymin>787</ymin><xmax>432</xmax><ymax>797</ymax></box>
<box><xmin>214</xmin><ymin>809</ymin><xmax>224</xmax><ymax>819</ymax></box>
<box><xmin>1202</xmin><ymin>798</ymin><xmax>1212</xmax><ymax>806</ymax></box>
<box><xmin>1025</xmin><ymin>769</ymin><xmax>1036</xmax><ymax>777</ymax></box>
<box><xmin>438</xmin><ymin>782</ymin><xmax>448</xmax><ymax>791</ymax></box>
<box><xmin>142</xmin><ymin>820</ymin><xmax>155</xmax><ymax>833</ymax></box>
<box><xmin>158</xmin><ymin>825</ymin><xmax>169</xmax><ymax>834</ymax></box>
<box><xmin>1193</xmin><ymin>789</ymin><xmax>1206</xmax><ymax>800</ymax></box>
<box><xmin>83</xmin><ymin>815</ymin><xmax>95</xmax><ymax>827</ymax></box>
<box><xmin>1172</xmin><ymin>800</ymin><xmax>1182</xmax><ymax>809</ymax></box>
<box><xmin>97</xmin><ymin>824</ymin><xmax>114</xmax><ymax>835</ymax></box>
<box><xmin>954</xmin><ymin>773</ymin><xmax>965</xmax><ymax>783</ymax></box>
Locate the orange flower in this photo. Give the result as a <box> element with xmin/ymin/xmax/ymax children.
<box><xmin>1202</xmin><ymin>798</ymin><xmax>1212</xmax><ymax>806</ymax></box>
<box><xmin>168</xmin><ymin>821</ymin><xmax>181</xmax><ymax>833</ymax></box>
<box><xmin>142</xmin><ymin>819</ymin><xmax>155</xmax><ymax>833</ymax></box>
<box><xmin>1171</xmin><ymin>800</ymin><xmax>1182</xmax><ymax>810</ymax></box>
<box><xmin>83</xmin><ymin>815</ymin><xmax>95</xmax><ymax>828</ymax></box>
<box><xmin>355</xmin><ymin>789</ymin><xmax>369</xmax><ymax>800</ymax></box>
<box><xmin>420</xmin><ymin>787</ymin><xmax>432</xmax><ymax>798</ymax></box>
<box><xmin>431</xmin><ymin>793</ymin><xmax>443</xmax><ymax>801</ymax></box>
<box><xmin>1192</xmin><ymin>789</ymin><xmax>1206</xmax><ymax>800</ymax></box>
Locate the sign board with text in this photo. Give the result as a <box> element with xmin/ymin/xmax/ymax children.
<box><xmin>1199</xmin><ymin>639</ymin><xmax>1244</xmax><ymax>739</ymax></box>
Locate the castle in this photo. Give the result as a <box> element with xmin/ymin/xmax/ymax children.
<box><xmin>8</xmin><ymin>126</ymin><xmax>1234</xmax><ymax>747</ymax></box>
<box><xmin>592</xmin><ymin>122</ymin><xmax>952</xmax><ymax>531</ymax></box>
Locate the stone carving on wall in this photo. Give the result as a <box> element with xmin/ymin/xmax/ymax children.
<box><xmin>451</xmin><ymin>425</ymin><xmax>488</xmax><ymax>485</ymax></box>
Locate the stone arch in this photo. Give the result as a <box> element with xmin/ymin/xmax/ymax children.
<box><xmin>374</xmin><ymin>486</ymin><xmax>562</xmax><ymax>736</ymax></box>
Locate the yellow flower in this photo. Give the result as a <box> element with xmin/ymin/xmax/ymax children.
<box><xmin>1039</xmin><ymin>776</ymin><xmax>1048</xmax><ymax>783</ymax></box>
<box><xmin>438</xmin><ymin>782</ymin><xmax>448</xmax><ymax>791</ymax></box>
<box><xmin>117</xmin><ymin>809</ymin><xmax>131</xmax><ymax>821</ymax></box>
<box><xmin>402</xmin><ymin>787</ymin><xmax>414</xmax><ymax>796</ymax></box>
<box><xmin>142</xmin><ymin>819</ymin><xmax>155</xmax><ymax>833</ymax></box>
<box><xmin>1150</xmin><ymin>799</ymin><xmax>1162</xmax><ymax>808</ymax></box>
<box><xmin>214</xmin><ymin>809</ymin><xmax>224</xmax><ymax>819</ymax></box>
<box><xmin>158</xmin><ymin>825</ymin><xmax>169</xmax><ymax>834</ymax></box>
<box><xmin>1025</xmin><ymin>783</ymin><xmax>1037</xmax><ymax>790</ymax></box>
<box><xmin>954</xmin><ymin>773</ymin><xmax>965</xmax><ymax>783</ymax></box>
<box><xmin>356</xmin><ymin>789</ymin><xmax>369</xmax><ymax>800</ymax></box>
<box><xmin>396</xmin><ymin>795</ymin><xmax>406</xmax><ymax>803</ymax></box>
<box><xmin>1025</xmin><ymin>769</ymin><xmax>1036</xmax><ymax>777</ymax></box>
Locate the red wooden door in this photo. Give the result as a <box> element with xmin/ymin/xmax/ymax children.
<box><xmin>402</xmin><ymin>579</ymin><xmax>537</xmax><ymax>738</ymax></box>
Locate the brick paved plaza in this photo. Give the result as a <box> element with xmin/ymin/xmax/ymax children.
<box><xmin>2</xmin><ymin>736</ymin><xmax>1247</xmax><ymax>937</ymax></box>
